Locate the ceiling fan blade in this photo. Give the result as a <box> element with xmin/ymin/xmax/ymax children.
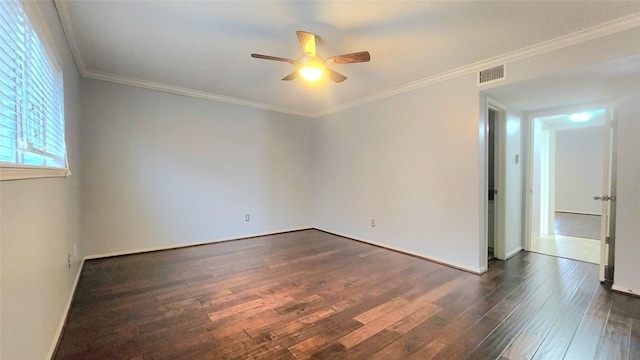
<box><xmin>251</xmin><ymin>53</ymin><xmax>296</xmax><ymax>64</ymax></box>
<box><xmin>327</xmin><ymin>51</ymin><xmax>371</xmax><ymax>65</ymax></box>
<box><xmin>296</xmin><ymin>31</ymin><xmax>316</xmax><ymax>57</ymax></box>
<box><xmin>281</xmin><ymin>71</ymin><xmax>298</xmax><ymax>81</ymax></box>
<box><xmin>326</xmin><ymin>68</ymin><xmax>347</xmax><ymax>83</ymax></box>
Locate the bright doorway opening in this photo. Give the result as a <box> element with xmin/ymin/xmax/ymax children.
<box><xmin>527</xmin><ymin>108</ymin><xmax>607</xmax><ymax>264</ymax></box>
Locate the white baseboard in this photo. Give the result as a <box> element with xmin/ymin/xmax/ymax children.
<box><xmin>84</xmin><ymin>227</ymin><xmax>486</xmax><ymax>274</ymax></box>
<box><xmin>506</xmin><ymin>246</ymin><xmax>523</xmax><ymax>259</ymax></box>
<box><xmin>611</xmin><ymin>284</ymin><xmax>640</xmax><ymax>297</ymax></box>
<box><xmin>84</xmin><ymin>227</ymin><xmax>313</xmax><ymax>260</ymax></box>
<box><xmin>47</xmin><ymin>258</ymin><xmax>85</xmax><ymax>360</ymax></box>
<box><xmin>555</xmin><ymin>209</ymin><xmax>600</xmax><ymax>216</ymax></box>
<box><xmin>315</xmin><ymin>228</ymin><xmax>484</xmax><ymax>275</ymax></box>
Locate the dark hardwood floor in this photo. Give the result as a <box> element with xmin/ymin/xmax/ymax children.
<box><xmin>54</xmin><ymin>229</ymin><xmax>640</xmax><ymax>360</ymax></box>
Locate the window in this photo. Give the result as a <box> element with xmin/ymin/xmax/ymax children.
<box><xmin>0</xmin><ymin>0</ymin><xmax>69</xmax><ymax>181</ymax></box>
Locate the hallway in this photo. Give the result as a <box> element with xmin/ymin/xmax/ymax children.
<box><xmin>530</xmin><ymin>212</ymin><xmax>601</xmax><ymax>264</ymax></box>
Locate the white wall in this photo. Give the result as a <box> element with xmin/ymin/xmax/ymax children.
<box><xmin>81</xmin><ymin>79</ymin><xmax>313</xmax><ymax>256</ymax></box>
<box><xmin>313</xmin><ymin>74</ymin><xmax>483</xmax><ymax>272</ymax></box>
<box><xmin>311</xmin><ymin>26</ymin><xmax>640</xmax><ymax>274</ymax></box>
<box><xmin>612</xmin><ymin>93</ymin><xmax>640</xmax><ymax>294</ymax></box>
<box><xmin>504</xmin><ymin>110</ymin><xmax>523</xmax><ymax>256</ymax></box>
<box><xmin>0</xmin><ymin>1</ymin><xmax>83</xmax><ymax>359</ymax></box>
<box><xmin>555</xmin><ymin>126</ymin><xmax>604</xmax><ymax>214</ymax></box>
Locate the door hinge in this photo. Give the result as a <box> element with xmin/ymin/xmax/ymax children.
<box><xmin>605</xmin><ymin>265</ymin><xmax>615</xmax><ymax>282</ymax></box>
<box><xmin>606</xmin><ymin>236</ymin><xmax>610</xmax><ymax>244</ymax></box>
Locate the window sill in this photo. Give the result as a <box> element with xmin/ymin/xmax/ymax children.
<box><xmin>0</xmin><ymin>164</ymin><xmax>71</xmax><ymax>181</ymax></box>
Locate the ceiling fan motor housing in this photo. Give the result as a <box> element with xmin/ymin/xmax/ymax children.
<box><xmin>251</xmin><ymin>30</ymin><xmax>370</xmax><ymax>83</ymax></box>
<box><xmin>298</xmin><ymin>55</ymin><xmax>326</xmax><ymax>67</ymax></box>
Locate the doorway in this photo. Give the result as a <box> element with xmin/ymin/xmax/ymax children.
<box><xmin>525</xmin><ymin>106</ymin><xmax>616</xmax><ymax>280</ymax></box>
<box><xmin>482</xmin><ymin>97</ymin><xmax>523</xmax><ymax>273</ymax></box>
<box><xmin>487</xmin><ymin>108</ymin><xmax>499</xmax><ymax>261</ymax></box>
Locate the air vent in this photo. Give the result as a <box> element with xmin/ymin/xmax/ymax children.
<box><xmin>478</xmin><ymin>65</ymin><xmax>505</xmax><ymax>85</ymax></box>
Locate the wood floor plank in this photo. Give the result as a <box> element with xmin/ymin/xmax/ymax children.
<box><xmin>253</xmin><ymin>283</ymin><xmax>410</xmax><ymax>352</ymax></box>
<box><xmin>629</xmin><ymin>318</ymin><xmax>640</xmax><ymax>359</ymax></box>
<box><xmin>286</xmin><ymin>319</ymin><xmax>362</xmax><ymax>358</ymax></box>
<box><xmin>331</xmin><ymin>302</ymin><xmax>443</xmax><ymax>360</ymax></box>
<box><xmin>53</xmin><ymin>230</ymin><xmax>640</xmax><ymax>360</ymax></box>
<box><xmin>337</xmin><ymin>275</ymin><xmax>468</xmax><ymax>355</ymax></box>
<box><xmin>353</xmin><ymin>296</ymin><xmax>410</xmax><ymax>324</ymax></box>
<box><xmin>368</xmin><ymin>311</ymin><xmax>456</xmax><ymax>360</ymax></box>
<box><xmin>427</xmin><ymin>316</ymin><xmax>502</xmax><ymax>360</ymax></box>
<box><xmin>340</xmin><ymin>302</ymin><xmax>442</xmax><ymax>350</ymax></box>
<box><xmin>388</xmin><ymin>302</ymin><xmax>444</xmax><ymax>335</ymax></box>
<box><xmin>410</xmin><ymin>256</ymin><xmax>577</xmax><ymax>359</ymax></box>
<box><xmin>562</xmin><ymin>282</ymin><xmax>612</xmax><ymax>360</ymax></box>
<box><xmin>594</xmin><ymin>292</ymin><xmax>634</xmax><ymax>360</ymax></box>
<box><xmin>490</xmin><ymin>263</ymin><xmax>598</xmax><ymax>359</ymax></box>
<box><xmin>244</xmin><ymin>264</ymin><xmax>418</xmax><ymax>340</ymax></box>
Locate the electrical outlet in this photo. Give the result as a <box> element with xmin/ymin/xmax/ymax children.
<box><xmin>371</xmin><ymin>219</ymin><xmax>375</xmax><ymax>227</ymax></box>
<box><xmin>67</xmin><ymin>254</ymin><xmax>71</xmax><ymax>268</ymax></box>
<box><xmin>245</xmin><ymin>214</ymin><xmax>250</xmax><ymax>222</ymax></box>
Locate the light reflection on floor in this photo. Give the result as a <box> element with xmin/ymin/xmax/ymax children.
<box><xmin>530</xmin><ymin>234</ymin><xmax>600</xmax><ymax>264</ymax></box>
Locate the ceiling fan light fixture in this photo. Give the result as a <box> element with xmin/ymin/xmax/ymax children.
<box><xmin>299</xmin><ymin>66</ymin><xmax>324</xmax><ymax>82</ymax></box>
<box><xmin>251</xmin><ymin>31</ymin><xmax>369</xmax><ymax>83</ymax></box>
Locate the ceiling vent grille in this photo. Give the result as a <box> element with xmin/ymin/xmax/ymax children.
<box><xmin>478</xmin><ymin>65</ymin><xmax>505</xmax><ymax>85</ymax></box>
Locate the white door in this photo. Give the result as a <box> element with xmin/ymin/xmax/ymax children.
<box><xmin>596</xmin><ymin>110</ymin><xmax>616</xmax><ymax>282</ymax></box>
<box><xmin>487</xmin><ymin>104</ymin><xmax>506</xmax><ymax>261</ymax></box>
<box><xmin>485</xmin><ymin>98</ymin><xmax>522</xmax><ymax>265</ymax></box>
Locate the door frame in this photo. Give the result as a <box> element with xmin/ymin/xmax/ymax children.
<box><xmin>523</xmin><ymin>102</ymin><xmax>615</xmax><ymax>281</ymax></box>
<box><xmin>481</xmin><ymin>96</ymin><xmax>508</xmax><ymax>272</ymax></box>
<box><xmin>489</xmin><ymin>100</ymin><xmax>507</xmax><ymax>261</ymax></box>
<box><xmin>525</xmin><ymin>116</ymin><xmax>556</xmax><ymax>248</ymax></box>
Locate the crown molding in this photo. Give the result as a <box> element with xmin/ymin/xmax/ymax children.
<box><xmin>53</xmin><ymin>0</ymin><xmax>87</xmax><ymax>77</ymax></box>
<box><xmin>313</xmin><ymin>12</ymin><xmax>640</xmax><ymax>118</ymax></box>
<box><xmin>54</xmin><ymin>1</ymin><xmax>640</xmax><ymax>119</ymax></box>
<box><xmin>54</xmin><ymin>0</ymin><xmax>314</xmax><ymax>117</ymax></box>
<box><xmin>82</xmin><ymin>69</ymin><xmax>314</xmax><ymax>117</ymax></box>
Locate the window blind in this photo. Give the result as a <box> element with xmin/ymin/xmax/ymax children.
<box><xmin>0</xmin><ymin>0</ymin><xmax>67</xmax><ymax>176</ymax></box>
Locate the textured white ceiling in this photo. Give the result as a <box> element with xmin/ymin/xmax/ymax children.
<box><xmin>537</xmin><ymin>111</ymin><xmax>606</xmax><ymax>131</ymax></box>
<box><xmin>55</xmin><ymin>1</ymin><xmax>640</xmax><ymax>116</ymax></box>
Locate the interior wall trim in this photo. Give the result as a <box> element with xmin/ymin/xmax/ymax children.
<box><xmin>53</xmin><ymin>0</ymin><xmax>86</xmax><ymax>74</ymax></box>
<box><xmin>314</xmin><ymin>228</ymin><xmax>485</xmax><ymax>275</ymax></box>
<box><xmin>81</xmin><ymin>69</ymin><xmax>313</xmax><ymax>118</ymax></box>
<box><xmin>82</xmin><ymin>227</ymin><xmax>314</xmax><ymax>260</ymax></box>
<box><xmin>53</xmin><ymin>1</ymin><xmax>640</xmax><ymax>118</ymax></box>
<box><xmin>555</xmin><ymin>209</ymin><xmax>601</xmax><ymax>216</ymax></box>
<box><xmin>506</xmin><ymin>246</ymin><xmax>524</xmax><ymax>260</ymax></box>
<box><xmin>316</xmin><ymin>13</ymin><xmax>640</xmax><ymax>117</ymax></box>
<box><xmin>47</xmin><ymin>259</ymin><xmax>85</xmax><ymax>360</ymax></box>
<box><xmin>612</xmin><ymin>284</ymin><xmax>640</xmax><ymax>298</ymax></box>
<box><xmin>82</xmin><ymin>227</ymin><xmax>484</xmax><ymax>274</ymax></box>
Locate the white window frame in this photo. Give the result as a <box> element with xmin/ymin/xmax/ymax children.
<box><xmin>0</xmin><ymin>0</ymin><xmax>70</xmax><ymax>181</ymax></box>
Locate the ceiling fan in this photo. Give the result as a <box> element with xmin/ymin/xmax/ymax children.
<box><xmin>251</xmin><ymin>31</ymin><xmax>371</xmax><ymax>83</ymax></box>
